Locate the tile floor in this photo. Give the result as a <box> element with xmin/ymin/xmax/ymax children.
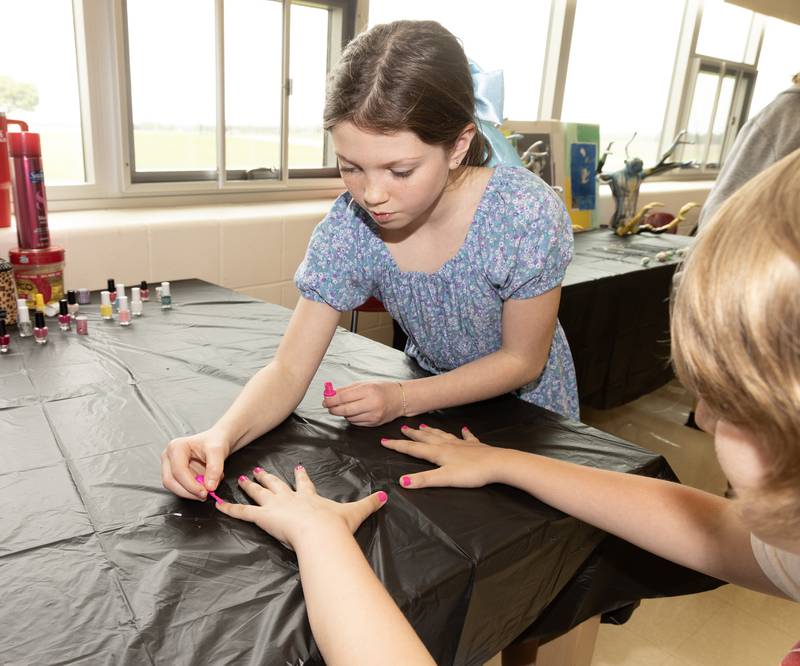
<box><xmin>485</xmin><ymin>381</ymin><xmax>798</xmax><ymax>665</ymax></box>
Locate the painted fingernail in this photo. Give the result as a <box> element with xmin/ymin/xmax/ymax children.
<box><xmin>216</xmin><ymin>500</ymin><xmax>223</xmax><ymax>506</ymax></box>
<box><xmin>380</xmin><ymin>437</ymin><xmax>388</xmax><ymax>444</ymax></box>
<box><xmin>195</xmin><ymin>474</ymin><xmax>205</xmax><ymax>483</ymax></box>
<box><xmin>295</xmin><ymin>464</ymin><xmax>304</xmax><ymax>471</ymax></box>
<box><xmin>401</xmin><ymin>425</ymin><xmax>409</xmax><ymax>431</ymax></box>
<box><xmin>401</xmin><ymin>476</ymin><xmax>411</xmax><ymax>487</ymax></box>
<box><xmin>238</xmin><ymin>475</ymin><xmax>247</xmax><ymax>483</ymax></box>
<box><xmin>419</xmin><ymin>423</ymin><xmax>428</xmax><ymax>428</ymax></box>
<box><xmin>461</xmin><ymin>426</ymin><xmax>469</xmax><ymax>431</ymax></box>
<box><xmin>377</xmin><ymin>491</ymin><xmax>388</xmax><ymax>503</ymax></box>
<box><xmin>253</xmin><ymin>467</ymin><xmax>263</xmax><ymax>474</ymax></box>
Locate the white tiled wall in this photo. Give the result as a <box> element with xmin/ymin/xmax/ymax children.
<box><xmin>0</xmin><ymin>179</ymin><xmax>711</xmax><ymax>349</ymax></box>
<box><xmin>0</xmin><ymin>199</ymin><xmax>397</xmax><ymax>345</ymax></box>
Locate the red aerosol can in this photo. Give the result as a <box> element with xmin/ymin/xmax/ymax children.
<box><xmin>0</xmin><ymin>113</ymin><xmax>29</xmax><ymax>229</ymax></box>
<box><xmin>8</xmin><ymin>131</ymin><xmax>50</xmax><ymax>249</ymax></box>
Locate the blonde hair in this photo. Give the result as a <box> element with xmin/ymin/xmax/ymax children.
<box><xmin>671</xmin><ymin>148</ymin><xmax>800</xmax><ymax>538</ymax></box>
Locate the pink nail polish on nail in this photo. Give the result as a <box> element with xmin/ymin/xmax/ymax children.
<box><xmin>401</xmin><ymin>476</ymin><xmax>411</xmax><ymax>487</ymax></box>
<box><xmin>209</xmin><ymin>491</ymin><xmax>223</xmax><ymax>503</ymax></box>
<box><xmin>401</xmin><ymin>425</ymin><xmax>409</xmax><ymax>431</ymax></box>
<box><xmin>377</xmin><ymin>491</ymin><xmax>388</xmax><ymax>503</ymax></box>
<box><xmin>238</xmin><ymin>475</ymin><xmax>246</xmax><ymax>483</ymax></box>
<box><xmin>216</xmin><ymin>501</ymin><xmax>223</xmax><ymax>506</ymax></box>
<box><xmin>295</xmin><ymin>464</ymin><xmax>304</xmax><ymax>471</ymax></box>
<box><xmin>380</xmin><ymin>437</ymin><xmax>388</xmax><ymax>444</ymax></box>
<box><xmin>420</xmin><ymin>423</ymin><xmax>428</xmax><ymax>428</ymax></box>
<box><xmin>253</xmin><ymin>467</ymin><xmax>263</xmax><ymax>474</ymax></box>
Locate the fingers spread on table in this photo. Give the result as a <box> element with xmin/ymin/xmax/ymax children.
<box><xmin>251</xmin><ymin>469</ymin><xmax>291</xmax><ymax>495</ymax></box>
<box><xmin>238</xmin><ymin>474</ymin><xmax>273</xmax><ymax>503</ymax></box>
<box><xmin>215</xmin><ymin>500</ymin><xmax>259</xmax><ymax>523</ymax></box>
<box><xmin>398</xmin><ymin>470</ymin><xmax>445</xmax><ymax>489</ymax></box>
<box><xmin>379</xmin><ymin>437</ymin><xmax>435</xmax><ymax>462</ymax></box>
<box><xmin>293</xmin><ymin>465</ymin><xmax>316</xmax><ymax>494</ymax></box>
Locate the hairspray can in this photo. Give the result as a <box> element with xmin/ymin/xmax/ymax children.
<box><xmin>8</xmin><ymin>132</ymin><xmax>51</xmax><ymax>249</ymax></box>
<box><xmin>0</xmin><ymin>114</ymin><xmax>29</xmax><ymax>230</ymax></box>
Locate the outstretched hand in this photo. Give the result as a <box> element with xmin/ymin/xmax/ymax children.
<box><xmin>380</xmin><ymin>425</ymin><xmax>503</xmax><ymax>489</ymax></box>
<box><xmin>215</xmin><ymin>465</ymin><xmax>388</xmax><ymax>550</ymax></box>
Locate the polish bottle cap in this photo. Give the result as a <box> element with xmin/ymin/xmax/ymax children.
<box><xmin>17</xmin><ymin>299</ymin><xmax>31</xmax><ymax>323</ymax></box>
<box><xmin>100</xmin><ymin>290</ymin><xmax>111</xmax><ymax>306</ymax></box>
<box><xmin>107</xmin><ymin>278</ymin><xmax>116</xmax><ymax>292</ymax></box>
<box><xmin>59</xmin><ymin>299</ymin><xmax>69</xmax><ymax>316</ymax></box>
<box><xmin>34</xmin><ymin>311</ymin><xmax>45</xmax><ymax>328</ymax></box>
<box><xmin>67</xmin><ymin>290</ymin><xmax>77</xmax><ymax>304</ymax></box>
<box><xmin>140</xmin><ymin>280</ymin><xmax>148</xmax><ymax>290</ymax></box>
<box><xmin>161</xmin><ymin>281</ymin><xmax>171</xmax><ymax>296</ymax></box>
<box><xmin>118</xmin><ymin>295</ymin><xmax>130</xmax><ymax>311</ymax></box>
<box><xmin>117</xmin><ymin>283</ymin><xmax>126</xmax><ymax>295</ymax></box>
<box><xmin>35</xmin><ymin>293</ymin><xmax>45</xmax><ymax>310</ymax></box>
<box><xmin>131</xmin><ymin>287</ymin><xmax>141</xmax><ymax>302</ymax></box>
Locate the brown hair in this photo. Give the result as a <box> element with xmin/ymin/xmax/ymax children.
<box><xmin>671</xmin><ymin>148</ymin><xmax>800</xmax><ymax>538</ymax></box>
<box><xmin>323</xmin><ymin>20</ymin><xmax>490</xmax><ymax>168</ymax></box>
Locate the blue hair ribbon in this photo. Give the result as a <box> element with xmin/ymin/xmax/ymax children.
<box><xmin>469</xmin><ymin>60</ymin><xmax>523</xmax><ymax>167</ymax></box>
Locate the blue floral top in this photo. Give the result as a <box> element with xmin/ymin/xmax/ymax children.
<box><xmin>295</xmin><ymin>165</ymin><xmax>579</xmax><ymax>419</ymax></box>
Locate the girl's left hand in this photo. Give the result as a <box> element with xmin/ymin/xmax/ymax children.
<box><xmin>215</xmin><ymin>465</ymin><xmax>388</xmax><ymax>549</ymax></box>
<box><xmin>323</xmin><ymin>381</ymin><xmax>404</xmax><ymax>426</ymax></box>
<box><xmin>380</xmin><ymin>425</ymin><xmax>504</xmax><ymax>489</ymax></box>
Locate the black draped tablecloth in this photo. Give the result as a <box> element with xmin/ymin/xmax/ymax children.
<box><xmin>560</xmin><ymin>229</ymin><xmax>693</xmax><ymax>409</ymax></box>
<box><xmin>0</xmin><ymin>279</ymin><xmax>719</xmax><ymax>665</ymax></box>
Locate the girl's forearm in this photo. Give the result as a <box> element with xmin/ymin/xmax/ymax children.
<box><xmin>212</xmin><ymin>360</ymin><xmax>312</xmax><ymax>452</ymax></box>
<box><xmin>295</xmin><ymin>524</ymin><xmax>435</xmax><ymax>666</ymax></box>
<box><xmin>402</xmin><ymin>349</ymin><xmax>542</xmax><ymax>416</ymax></box>
<box><xmin>489</xmin><ymin>449</ymin><xmax>769</xmax><ymax>590</ymax></box>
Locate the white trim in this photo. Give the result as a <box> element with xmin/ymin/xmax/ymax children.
<box><xmin>215</xmin><ymin>0</ymin><xmax>226</xmax><ymax>190</ymax></box>
<box><xmin>538</xmin><ymin>0</ymin><xmax>575</xmax><ymax>121</ymax></box>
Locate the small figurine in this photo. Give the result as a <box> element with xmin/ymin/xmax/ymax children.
<box><xmin>598</xmin><ymin>130</ymin><xmax>695</xmax><ymax>231</ymax></box>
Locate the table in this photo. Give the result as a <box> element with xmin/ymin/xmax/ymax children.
<box><xmin>390</xmin><ymin>229</ymin><xmax>692</xmax><ymax>410</ymax></box>
<box><xmin>560</xmin><ymin>229</ymin><xmax>693</xmax><ymax>409</ymax></box>
<box><xmin>0</xmin><ymin>280</ymin><xmax>719</xmax><ymax>665</ymax></box>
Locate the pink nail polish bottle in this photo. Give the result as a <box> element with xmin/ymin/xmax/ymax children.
<box><xmin>323</xmin><ymin>381</ymin><xmax>336</xmax><ymax>397</ymax></box>
<box><xmin>139</xmin><ymin>280</ymin><xmax>150</xmax><ymax>301</ymax></box>
<box><xmin>0</xmin><ymin>318</ymin><xmax>10</xmax><ymax>353</ymax></box>
<box><xmin>67</xmin><ymin>290</ymin><xmax>79</xmax><ymax>318</ymax></box>
<box><xmin>33</xmin><ymin>311</ymin><xmax>48</xmax><ymax>345</ymax></box>
<box><xmin>107</xmin><ymin>278</ymin><xmax>117</xmax><ymax>304</ymax></box>
<box><xmin>58</xmin><ymin>299</ymin><xmax>71</xmax><ymax>331</ymax></box>
<box><xmin>75</xmin><ymin>315</ymin><xmax>88</xmax><ymax>335</ymax></box>
<box><xmin>118</xmin><ymin>295</ymin><xmax>131</xmax><ymax>326</ymax></box>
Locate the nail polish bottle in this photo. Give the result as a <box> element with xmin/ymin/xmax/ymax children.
<box><xmin>160</xmin><ymin>281</ymin><xmax>171</xmax><ymax>309</ymax></box>
<box><xmin>100</xmin><ymin>290</ymin><xmax>113</xmax><ymax>320</ymax></box>
<box><xmin>35</xmin><ymin>292</ymin><xmax>45</xmax><ymax>313</ymax></box>
<box><xmin>131</xmin><ymin>287</ymin><xmax>143</xmax><ymax>317</ymax></box>
<box><xmin>114</xmin><ymin>284</ymin><xmax>126</xmax><ymax>312</ymax></box>
<box><xmin>0</xmin><ymin>318</ymin><xmax>9</xmax><ymax>353</ymax></box>
<box><xmin>75</xmin><ymin>315</ymin><xmax>88</xmax><ymax>335</ymax></box>
<box><xmin>118</xmin><ymin>295</ymin><xmax>131</xmax><ymax>326</ymax></box>
<box><xmin>107</xmin><ymin>278</ymin><xmax>117</xmax><ymax>304</ymax></box>
<box><xmin>58</xmin><ymin>299</ymin><xmax>71</xmax><ymax>331</ymax></box>
<box><xmin>67</xmin><ymin>290</ymin><xmax>79</xmax><ymax>318</ymax></box>
<box><xmin>139</xmin><ymin>280</ymin><xmax>149</xmax><ymax>301</ymax></box>
<box><xmin>16</xmin><ymin>299</ymin><xmax>33</xmax><ymax>337</ymax></box>
<box><xmin>34</xmin><ymin>312</ymin><xmax>48</xmax><ymax>344</ymax></box>
<box><xmin>77</xmin><ymin>288</ymin><xmax>91</xmax><ymax>305</ymax></box>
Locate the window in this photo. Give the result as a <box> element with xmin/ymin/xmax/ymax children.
<box><xmin>368</xmin><ymin>0</ymin><xmax>552</xmax><ymax>122</ymax></box>
<box><xmin>750</xmin><ymin>16</ymin><xmax>800</xmax><ymax>115</ymax></box>
<box><xmin>123</xmin><ymin>0</ymin><xmax>355</xmax><ymax>184</ymax></box>
<box><xmin>0</xmin><ymin>0</ymin><xmax>85</xmax><ymax>184</ymax></box>
<box><xmin>560</xmin><ymin>0</ymin><xmax>685</xmax><ymax>174</ymax></box>
<box><xmin>674</xmin><ymin>0</ymin><xmax>759</xmax><ymax>171</ymax></box>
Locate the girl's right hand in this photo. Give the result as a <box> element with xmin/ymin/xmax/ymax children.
<box><xmin>161</xmin><ymin>429</ymin><xmax>232</xmax><ymax>500</ymax></box>
<box><xmin>216</xmin><ymin>466</ymin><xmax>387</xmax><ymax>549</ymax></box>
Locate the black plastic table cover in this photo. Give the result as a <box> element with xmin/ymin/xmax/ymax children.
<box><xmin>560</xmin><ymin>229</ymin><xmax>693</xmax><ymax>409</ymax></box>
<box><xmin>0</xmin><ymin>279</ymin><xmax>719</xmax><ymax>665</ymax></box>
